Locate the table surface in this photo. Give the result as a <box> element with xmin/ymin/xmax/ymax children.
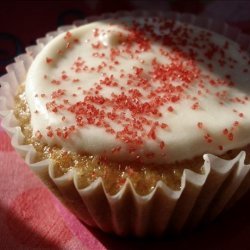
<box><xmin>0</xmin><ymin>1</ymin><xmax>250</xmax><ymax>249</ymax></box>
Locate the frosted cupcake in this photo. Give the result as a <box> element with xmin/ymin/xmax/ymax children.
<box><xmin>1</xmin><ymin>12</ymin><xmax>250</xmax><ymax>236</ymax></box>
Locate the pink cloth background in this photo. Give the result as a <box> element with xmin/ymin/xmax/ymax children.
<box><xmin>0</xmin><ymin>1</ymin><xmax>250</xmax><ymax>249</ymax></box>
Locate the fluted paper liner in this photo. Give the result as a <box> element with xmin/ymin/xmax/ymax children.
<box><xmin>0</xmin><ymin>11</ymin><xmax>250</xmax><ymax>236</ymax></box>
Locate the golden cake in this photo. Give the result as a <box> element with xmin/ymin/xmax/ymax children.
<box><xmin>1</xmin><ymin>12</ymin><xmax>250</xmax><ymax>236</ymax></box>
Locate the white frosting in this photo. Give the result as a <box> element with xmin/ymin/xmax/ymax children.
<box><xmin>25</xmin><ymin>17</ymin><xmax>250</xmax><ymax>164</ymax></box>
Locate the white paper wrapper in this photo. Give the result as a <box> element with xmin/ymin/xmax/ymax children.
<box><xmin>0</xmin><ymin>11</ymin><xmax>250</xmax><ymax>236</ymax></box>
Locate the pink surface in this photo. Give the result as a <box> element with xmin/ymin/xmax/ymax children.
<box><xmin>0</xmin><ymin>127</ymin><xmax>249</xmax><ymax>249</ymax></box>
<box><xmin>0</xmin><ymin>1</ymin><xmax>250</xmax><ymax>249</ymax></box>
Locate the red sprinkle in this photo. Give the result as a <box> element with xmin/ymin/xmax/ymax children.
<box><xmin>46</xmin><ymin>57</ymin><xmax>53</xmax><ymax>64</ymax></box>
<box><xmin>197</xmin><ymin>122</ymin><xmax>203</xmax><ymax>129</ymax></box>
<box><xmin>47</xmin><ymin>130</ymin><xmax>53</xmax><ymax>138</ymax></box>
<box><xmin>159</xmin><ymin>141</ymin><xmax>165</xmax><ymax>149</ymax></box>
<box><xmin>147</xmin><ymin>127</ymin><xmax>156</xmax><ymax>140</ymax></box>
<box><xmin>204</xmin><ymin>133</ymin><xmax>213</xmax><ymax>143</ymax></box>
<box><xmin>51</xmin><ymin>89</ymin><xmax>65</xmax><ymax>99</ymax></box>
<box><xmin>64</xmin><ymin>31</ymin><xmax>72</xmax><ymax>40</ymax></box>
<box><xmin>233</xmin><ymin>121</ymin><xmax>239</xmax><ymax>127</ymax></box>
<box><xmin>223</xmin><ymin>128</ymin><xmax>229</xmax><ymax>135</ymax></box>
<box><xmin>73</xmin><ymin>78</ymin><xmax>80</xmax><ymax>83</ymax></box>
<box><xmin>167</xmin><ymin>106</ymin><xmax>174</xmax><ymax>112</ymax></box>
<box><xmin>228</xmin><ymin>132</ymin><xmax>234</xmax><ymax>141</ymax></box>
<box><xmin>93</xmin><ymin>28</ymin><xmax>99</xmax><ymax>37</ymax></box>
<box><xmin>61</xmin><ymin>74</ymin><xmax>68</xmax><ymax>80</ymax></box>
<box><xmin>51</xmin><ymin>79</ymin><xmax>61</xmax><ymax>85</ymax></box>
<box><xmin>191</xmin><ymin>102</ymin><xmax>199</xmax><ymax>110</ymax></box>
<box><xmin>160</xmin><ymin>123</ymin><xmax>168</xmax><ymax>129</ymax></box>
<box><xmin>111</xmin><ymin>146</ymin><xmax>121</xmax><ymax>153</ymax></box>
<box><xmin>35</xmin><ymin>130</ymin><xmax>42</xmax><ymax>139</ymax></box>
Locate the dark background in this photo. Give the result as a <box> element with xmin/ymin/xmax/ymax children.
<box><xmin>1</xmin><ymin>0</ymin><xmax>250</xmax><ymax>76</ymax></box>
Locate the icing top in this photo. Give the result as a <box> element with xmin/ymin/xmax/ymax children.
<box><xmin>25</xmin><ymin>16</ymin><xmax>250</xmax><ymax>164</ymax></box>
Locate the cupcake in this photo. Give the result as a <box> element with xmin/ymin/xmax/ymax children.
<box><xmin>1</xmin><ymin>11</ymin><xmax>250</xmax><ymax>236</ymax></box>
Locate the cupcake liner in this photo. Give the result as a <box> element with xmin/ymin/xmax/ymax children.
<box><xmin>1</xmin><ymin>11</ymin><xmax>250</xmax><ymax>236</ymax></box>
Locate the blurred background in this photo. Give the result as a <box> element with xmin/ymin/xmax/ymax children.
<box><xmin>0</xmin><ymin>0</ymin><xmax>250</xmax><ymax>75</ymax></box>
